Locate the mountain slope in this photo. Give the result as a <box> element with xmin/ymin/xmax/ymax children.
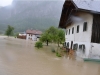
<box><xmin>0</xmin><ymin>0</ymin><xmax>64</xmax><ymax>33</ymax></box>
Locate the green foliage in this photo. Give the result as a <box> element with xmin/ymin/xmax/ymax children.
<box><xmin>14</xmin><ymin>33</ymin><xmax>19</xmax><ymax>38</ymax></box>
<box><xmin>47</xmin><ymin>26</ymin><xmax>58</xmax><ymax>41</ymax></box>
<box><xmin>55</xmin><ymin>29</ymin><xmax>65</xmax><ymax>46</ymax></box>
<box><xmin>56</xmin><ymin>52</ymin><xmax>61</xmax><ymax>57</ymax></box>
<box><xmin>5</xmin><ymin>25</ymin><xmax>14</xmax><ymax>37</ymax></box>
<box><xmin>40</xmin><ymin>31</ymin><xmax>52</xmax><ymax>46</ymax></box>
<box><xmin>47</xmin><ymin>26</ymin><xmax>65</xmax><ymax>46</ymax></box>
<box><xmin>40</xmin><ymin>26</ymin><xmax>58</xmax><ymax>46</ymax></box>
<box><xmin>47</xmin><ymin>26</ymin><xmax>58</xmax><ymax>35</ymax></box>
<box><xmin>35</xmin><ymin>41</ymin><xmax>43</xmax><ymax>49</ymax></box>
<box><xmin>40</xmin><ymin>26</ymin><xmax>65</xmax><ymax>46</ymax></box>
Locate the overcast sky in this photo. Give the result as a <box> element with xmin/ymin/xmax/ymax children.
<box><xmin>0</xmin><ymin>0</ymin><xmax>13</xmax><ymax>6</ymax></box>
<box><xmin>0</xmin><ymin>0</ymin><xmax>65</xmax><ymax>6</ymax></box>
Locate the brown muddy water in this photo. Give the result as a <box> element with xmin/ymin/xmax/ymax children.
<box><xmin>0</xmin><ymin>36</ymin><xmax>100</xmax><ymax>75</ymax></box>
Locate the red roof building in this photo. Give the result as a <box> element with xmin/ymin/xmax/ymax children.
<box><xmin>26</xmin><ymin>29</ymin><xmax>42</xmax><ymax>41</ymax></box>
<box><xmin>26</xmin><ymin>29</ymin><xmax>42</xmax><ymax>35</ymax></box>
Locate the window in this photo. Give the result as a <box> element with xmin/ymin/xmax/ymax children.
<box><xmin>79</xmin><ymin>44</ymin><xmax>85</xmax><ymax>53</ymax></box>
<box><xmin>83</xmin><ymin>22</ymin><xmax>87</xmax><ymax>31</ymax></box>
<box><xmin>79</xmin><ymin>45</ymin><xmax>82</xmax><ymax>50</ymax></box>
<box><xmin>69</xmin><ymin>29</ymin><xmax>70</xmax><ymax>34</ymax></box>
<box><xmin>67</xmin><ymin>42</ymin><xmax>69</xmax><ymax>48</ymax></box>
<box><xmin>72</xmin><ymin>27</ymin><xmax>74</xmax><ymax>34</ymax></box>
<box><xmin>77</xmin><ymin>25</ymin><xmax>79</xmax><ymax>33</ymax></box>
<box><xmin>73</xmin><ymin>43</ymin><xmax>78</xmax><ymax>50</ymax></box>
<box><xmin>66</xmin><ymin>30</ymin><xmax>67</xmax><ymax>35</ymax></box>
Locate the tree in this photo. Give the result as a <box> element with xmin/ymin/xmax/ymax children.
<box><xmin>47</xmin><ymin>26</ymin><xmax>58</xmax><ymax>41</ymax></box>
<box><xmin>47</xmin><ymin>26</ymin><xmax>65</xmax><ymax>47</ymax></box>
<box><xmin>55</xmin><ymin>29</ymin><xmax>65</xmax><ymax>47</ymax></box>
<box><xmin>40</xmin><ymin>26</ymin><xmax>65</xmax><ymax>46</ymax></box>
<box><xmin>40</xmin><ymin>31</ymin><xmax>52</xmax><ymax>46</ymax></box>
<box><xmin>5</xmin><ymin>25</ymin><xmax>14</xmax><ymax>37</ymax></box>
<box><xmin>47</xmin><ymin>26</ymin><xmax>58</xmax><ymax>35</ymax></box>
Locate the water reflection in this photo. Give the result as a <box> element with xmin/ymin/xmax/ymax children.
<box><xmin>0</xmin><ymin>36</ymin><xmax>100</xmax><ymax>75</ymax></box>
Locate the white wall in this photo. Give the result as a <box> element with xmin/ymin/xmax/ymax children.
<box><xmin>26</xmin><ymin>34</ymin><xmax>37</xmax><ymax>41</ymax></box>
<box><xmin>65</xmin><ymin>12</ymin><xmax>93</xmax><ymax>58</ymax></box>
<box><xmin>65</xmin><ymin>12</ymin><xmax>93</xmax><ymax>42</ymax></box>
<box><xmin>89</xmin><ymin>43</ymin><xmax>100</xmax><ymax>59</ymax></box>
<box><xmin>74</xmin><ymin>42</ymin><xmax>91</xmax><ymax>58</ymax></box>
<box><xmin>26</xmin><ymin>34</ymin><xmax>29</xmax><ymax>40</ymax></box>
<box><xmin>32</xmin><ymin>35</ymin><xmax>37</xmax><ymax>41</ymax></box>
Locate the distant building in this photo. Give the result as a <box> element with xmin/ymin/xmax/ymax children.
<box><xmin>17</xmin><ymin>32</ymin><xmax>26</xmax><ymax>39</ymax></box>
<box><xmin>26</xmin><ymin>29</ymin><xmax>42</xmax><ymax>41</ymax></box>
<box><xmin>59</xmin><ymin>0</ymin><xmax>100</xmax><ymax>58</ymax></box>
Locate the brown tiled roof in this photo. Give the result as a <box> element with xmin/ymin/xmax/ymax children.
<box><xmin>26</xmin><ymin>29</ymin><xmax>42</xmax><ymax>35</ymax></box>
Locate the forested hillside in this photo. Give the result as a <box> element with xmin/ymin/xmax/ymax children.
<box><xmin>0</xmin><ymin>0</ymin><xmax>64</xmax><ymax>33</ymax></box>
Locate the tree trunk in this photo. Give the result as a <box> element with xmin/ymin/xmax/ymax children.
<box><xmin>46</xmin><ymin>40</ymin><xmax>48</xmax><ymax>46</ymax></box>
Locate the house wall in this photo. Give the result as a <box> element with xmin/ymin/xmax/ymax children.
<box><xmin>32</xmin><ymin>35</ymin><xmax>37</xmax><ymax>41</ymax></box>
<box><xmin>89</xmin><ymin>14</ymin><xmax>100</xmax><ymax>59</ymax></box>
<box><xmin>26</xmin><ymin>34</ymin><xmax>30</xmax><ymax>40</ymax></box>
<box><xmin>26</xmin><ymin>34</ymin><xmax>37</xmax><ymax>41</ymax></box>
<box><xmin>89</xmin><ymin>43</ymin><xmax>100</xmax><ymax>59</ymax></box>
<box><xmin>65</xmin><ymin>12</ymin><xmax>93</xmax><ymax>58</ymax></box>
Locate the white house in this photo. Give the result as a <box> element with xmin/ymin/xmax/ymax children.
<box><xmin>59</xmin><ymin>0</ymin><xmax>100</xmax><ymax>59</ymax></box>
<box><xmin>26</xmin><ymin>29</ymin><xmax>42</xmax><ymax>41</ymax></box>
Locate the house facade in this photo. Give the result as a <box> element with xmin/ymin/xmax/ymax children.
<box><xmin>59</xmin><ymin>0</ymin><xmax>100</xmax><ymax>58</ymax></box>
<box><xmin>26</xmin><ymin>29</ymin><xmax>42</xmax><ymax>41</ymax></box>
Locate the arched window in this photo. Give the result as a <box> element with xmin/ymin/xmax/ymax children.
<box><xmin>79</xmin><ymin>44</ymin><xmax>85</xmax><ymax>53</ymax></box>
<box><xmin>73</xmin><ymin>43</ymin><xmax>78</xmax><ymax>50</ymax></box>
<box><xmin>67</xmin><ymin>42</ymin><xmax>69</xmax><ymax>48</ymax></box>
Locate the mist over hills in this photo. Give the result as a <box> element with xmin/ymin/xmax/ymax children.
<box><xmin>0</xmin><ymin>0</ymin><xmax>64</xmax><ymax>33</ymax></box>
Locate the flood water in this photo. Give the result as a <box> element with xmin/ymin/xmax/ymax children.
<box><xmin>0</xmin><ymin>36</ymin><xmax>100</xmax><ymax>75</ymax></box>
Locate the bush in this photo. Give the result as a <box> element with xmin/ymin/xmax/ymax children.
<box><xmin>35</xmin><ymin>41</ymin><xmax>43</xmax><ymax>49</ymax></box>
<box><xmin>56</xmin><ymin>52</ymin><xmax>61</xmax><ymax>57</ymax></box>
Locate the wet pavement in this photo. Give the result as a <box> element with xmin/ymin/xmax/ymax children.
<box><xmin>0</xmin><ymin>36</ymin><xmax>100</xmax><ymax>75</ymax></box>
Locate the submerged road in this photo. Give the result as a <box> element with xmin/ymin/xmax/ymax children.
<box><xmin>0</xmin><ymin>36</ymin><xmax>100</xmax><ymax>75</ymax></box>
